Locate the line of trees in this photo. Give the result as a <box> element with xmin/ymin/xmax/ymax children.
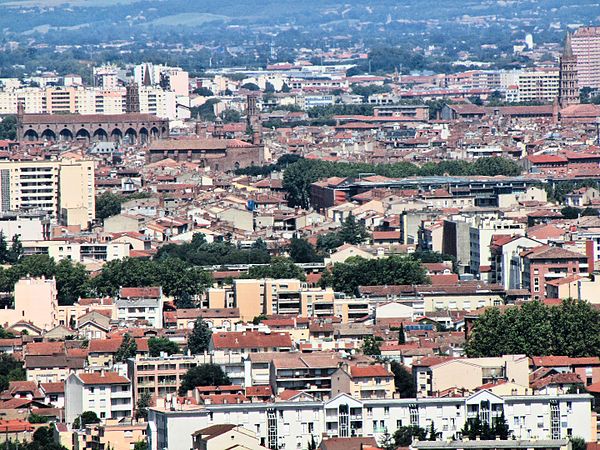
<box><xmin>320</xmin><ymin>255</ymin><xmax>429</xmax><ymax>294</ymax></box>
<box><xmin>465</xmin><ymin>299</ymin><xmax>600</xmax><ymax>357</ymax></box>
<box><xmin>282</xmin><ymin>157</ymin><xmax>522</xmax><ymax>208</ymax></box>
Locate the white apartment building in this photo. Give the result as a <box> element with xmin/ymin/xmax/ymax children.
<box><xmin>148</xmin><ymin>391</ymin><xmax>593</xmax><ymax>450</ymax></box>
<box><xmin>468</xmin><ymin>217</ymin><xmax>525</xmax><ymax>274</ymax></box>
<box><xmin>0</xmin><ymin>158</ymin><xmax>95</xmax><ymax>227</ymax></box>
<box><xmin>133</xmin><ymin>63</ymin><xmax>189</xmax><ymax>96</ymax></box>
<box><xmin>0</xmin><ymin>85</ymin><xmax>182</xmax><ymax>120</ymax></box>
<box><xmin>499</xmin><ymin>69</ymin><xmax>559</xmax><ymax>103</ymax></box>
<box><xmin>65</xmin><ymin>371</ymin><xmax>133</xmax><ymax>425</ymax></box>
<box><xmin>22</xmin><ymin>240</ymin><xmax>130</xmax><ymax>262</ymax></box>
<box><xmin>116</xmin><ymin>287</ymin><xmax>164</xmax><ymax>328</ymax></box>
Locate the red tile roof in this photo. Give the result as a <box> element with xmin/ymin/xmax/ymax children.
<box><xmin>120</xmin><ymin>287</ymin><xmax>162</xmax><ymax>298</ymax></box>
<box><xmin>211</xmin><ymin>331</ymin><xmax>292</xmax><ymax>350</ymax></box>
<box><xmin>88</xmin><ymin>337</ymin><xmax>149</xmax><ymax>353</ymax></box>
<box><xmin>245</xmin><ymin>385</ymin><xmax>272</xmax><ymax>397</ymax></box>
<box><xmin>25</xmin><ymin>342</ymin><xmax>64</xmax><ymax>356</ymax></box>
<box><xmin>349</xmin><ymin>365</ymin><xmax>393</xmax><ymax>378</ymax></box>
<box><xmin>78</xmin><ymin>372</ymin><xmax>129</xmax><ymax>385</ymax></box>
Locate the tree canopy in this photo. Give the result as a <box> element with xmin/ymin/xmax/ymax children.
<box><xmin>465</xmin><ymin>299</ymin><xmax>600</xmax><ymax>357</ymax></box>
<box><xmin>0</xmin><ymin>354</ymin><xmax>25</xmax><ymax>391</ymax></box>
<box><xmin>187</xmin><ymin>318</ymin><xmax>212</xmax><ymax>355</ymax></box>
<box><xmin>317</xmin><ymin>214</ymin><xmax>370</xmax><ymax>252</ymax></box>
<box><xmin>320</xmin><ymin>256</ymin><xmax>429</xmax><ymax>294</ymax></box>
<box><xmin>148</xmin><ymin>337</ymin><xmax>179</xmax><ymax>357</ymax></box>
<box><xmin>243</xmin><ymin>257</ymin><xmax>306</xmax><ymax>281</ymax></box>
<box><xmin>156</xmin><ymin>233</ymin><xmax>271</xmax><ymax>266</ymax></box>
<box><xmin>178</xmin><ymin>364</ymin><xmax>231</xmax><ymax>395</ymax></box>
<box><xmin>282</xmin><ymin>157</ymin><xmax>521</xmax><ymax>208</ymax></box>
<box><xmin>115</xmin><ymin>333</ymin><xmax>137</xmax><ymax>362</ymax></box>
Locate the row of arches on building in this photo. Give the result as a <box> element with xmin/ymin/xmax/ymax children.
<box><xmin>22</xmin><ymin>126</ymin><xmax>165</xmax><ymax>143</ymax></box>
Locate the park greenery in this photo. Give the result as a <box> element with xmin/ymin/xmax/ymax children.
<box><xmin>465</xmin><ymin>299</ymin><xmax>600</xmax><ymax>357</ymax></box>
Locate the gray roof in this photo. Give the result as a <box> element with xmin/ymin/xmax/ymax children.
<box><xmin>412</xmin><ymin>440</ymin><xmax>569</xmax><ymax>450</ymax></box>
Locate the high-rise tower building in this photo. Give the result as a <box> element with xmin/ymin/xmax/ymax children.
<box><xmin>571</xmin><ymin>26</ymin><xmax>600</xmax><ymax>89</ymax></box>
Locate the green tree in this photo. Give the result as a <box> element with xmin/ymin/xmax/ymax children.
<box><xmin>264</xmin><ymin>82</ymin><xmax>275</xmax><ymax>93</ymax></box>
<box><xmin>188</xmin><ymin>317</ymin><xmax>212</xmax><ymax>355</ymax></box>
<box><xmin>244</xmin><ymin>257</ymin><xmax>306</xmax><ymax>280</ymax></box>
<box><xmin>28</xmin><ymin>413</ymin><xmax>49</xmax><ymax>423</ymax></box>
<box><xmin>193</xmin><ymin>87</ymin><xmax>213</xmax><ymax>96</ymax></box>
<box><xmin>378</xmin><ymin>429</ymin><xmax>396</xmax><ymax>450</ymax></box>
<box><xmin>115</xmin><ymin>333</ymin><xmax>137</xmax><ymax>362</ymax></box>
<box><xmin>55</xmin><ymin>258</ymin><xmax>90</xmax><ymax>305</ymax></box>
<box><xmin>493</xmin><ymin>413</ymin><xmax>510</xmax><ymax>440</ymax></box>
<box><xmin>220</xmin><ymin>109</ymin><xmax>242</xmax><ymax>123</ymax></box>
<box><xmin>136</xmin><ymin>391</ymin><xmax>152</xmax><ymax>421</ymax></box>
<box><xmin>316</xmin><ymin>232</ymin><xmax>344</xmax><ymax>253</ymax></box>
<box><xmin>7</xmin><ymin>234</ymin><xmax>22</xmax><ymax>264</ymax></box>
<box><xmin>148</xmin><ymin>337</ymin><xmax>179</xmax><ymax>357</ymax></box>
<box><xmin>289</xmin><ymin>237</ymin><xmax>321</xmax><ymax>263</ymax></box>
<box><xmin>362</xmin><ymin>336</ymin><xmax>381</xmax><ymax>356</ymax></box>
<box><xmin>252</xmin><ymin>313</ymin><xmax>268</xmax><ymax>325</ymax></box>
<box><xmin>178</xmin><ymin>364</ymin><xmax>231</xmax><ymax>395</ymax></box>
<box><xmin>338</xmin><ymin>214</ymin><xmax>369</xmax><ymax>245</ymax></box>
<box><xmin>561</xmin><ymin>206</ymin><xmax>581</xmax><ymax>219</ymax></box>
<box><xmin>73</xmin><ymin>411</ymin><xmax>100</xmax><ymax>429</ymax></box>
<box><xmin>95</xmin><ymin>192</ymin><xmax>123</xmax><ymax>220</ymax></box>
<box><xmin>133</xmin><ymin>442</ymin><xmax>148</xmax><ymax>450</ymax></box>
<box><xmin>428</xmin><ymin>421</ymin><xmax>437</xmax><ymax>441</ymax></box>
<box><xmin>390</xmin><ymin>361</ymin><xmax>416</xmax><ymax>398</ymax></box>
<box><xmin>0</xmin><ymin>354</ymin><xmax>25</xmax><ymax>391</ymax></box>
<box><xmin>322</xmin><ymin>256</ymin><xmax>428</xmax><ymax>294</ymax></box>
<box><xmin>241</xmin><ymin>82</ymin><xmax>260</xmax><ymax>91</ymax></box>
<box><xmin>571</xmin><ymin>437</ymin><xmax>586</xmax><ymax>450</ymax></box>
<box><xmin>465</xmin><ymin>299</ymin><xmax>600</xmax><ymax>358</ymax></box>
<box><xmin>393</xmin><ymin>426</ymin><xmax>427</xmax><ymax>446</ymax></box>
<box><xmin>0</xmin><ymin>232</ymin><xmax>8</xmax><ymax>264</ymax></box>
<box><xmin>398</xmin><ymin>324</ymin><xmax>406</xmax><ymax>344</ymax></box>
<box><xmin>0</xmin><ymin>116</ymin><xmax>17</xmax><ymax>140</ymax></box>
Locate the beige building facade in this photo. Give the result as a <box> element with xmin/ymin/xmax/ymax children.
<box><xmin>0</xmin><ymin>158</ymin><xmax>95</xmax><ymax>227</ymax></box>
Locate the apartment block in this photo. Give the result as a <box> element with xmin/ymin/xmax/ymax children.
<box><xmin>148</xmin><ymin>391</ymin><xmax>593</xmax><ymax>450</ymax></box>
<box><xmin>128</xmin><ymin>353</ymin><xmax>246</xmax><ymax>404</ymax></box>
<box><xmin>245</xmin><ymin>352</ymin><xmax>346</xmax><ymax>400</ymax></box>
<box><xmin>0</xmin><ymin>277</ymin><xmax>58</xmax><ymax>331</ymax></box>
<box><xmin>22</xmin><ymin>240</ymin><xmax>130</xmax><ymax>262</ymax></box>
<box><xmin>331</xmin><ymin>364</ymin><xmax>395</xmax><ymax>400</ymax></box>
<box><xmin>571</xmin><ymin>26</ymin><xmax>600</xmax><ymax>88</ymax></box>
<box><xmin>65</xmin><ymin>371</ymin><xmax>133</xmax><ymax>425</ymax></box>
<box><xmin>522</xmin><ymin>246</ymin><xmax>589</xmax><ymax>301</ymax></box>
<box><xmin>206</xmin><ymin>279</ymin><xmax>340</xmax><ymax>322</ymax></box>
<box><xmin>413</xmin><ymin>355</ymin><xmax>530</xmax><ymax>398</ymax></box>
<box><xmin>0</xmin><ymin>158</ymin><xmax>95</xmax><ymax>227</ymax></box>
<box><xmin>117</xmin><ymin>287</ymin><xmax>164</xmax><ymax>328</ymax></box>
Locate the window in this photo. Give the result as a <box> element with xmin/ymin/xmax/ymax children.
<box><xmin>384</xmin><ymin>407</ymin><xmax>390</xmax><ymax>417</ymax></box>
